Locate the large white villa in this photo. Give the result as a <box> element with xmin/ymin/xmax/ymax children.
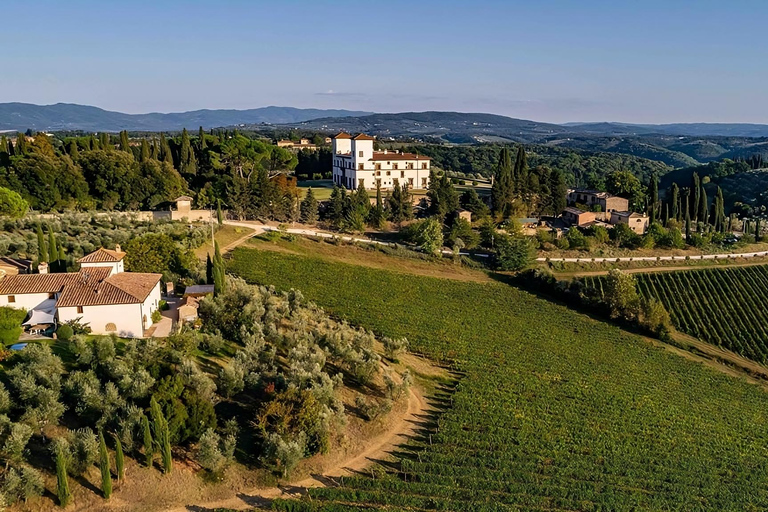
<box><xmin>331</xmin><ymin>132</ymin><xmax>431</xmax><ymax>191</ymax></box>
<box><xmin>0</xmin><ymin>246</ymin><xmax>162</xmax><ymax>338</ymax></box>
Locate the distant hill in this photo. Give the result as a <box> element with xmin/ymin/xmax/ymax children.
<box><xmin>566</xmin><ymin>122</ymin><xmax>768</xmax><ymax>138</ymax></box>
<box><xmin>290</xmin><ymin>111</ymin><xmax>568</xmax><ymax>143</ymax></box>
<box><xmin>0</xmin><ymin>103</ymin><xmax>373</xmax><ymax>132</ymax></box>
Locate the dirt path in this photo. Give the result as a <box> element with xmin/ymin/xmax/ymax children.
<box><xmin>162</xmin><ymin>387</ymin><xmax>428</xmax><ymax>511</ymax></box>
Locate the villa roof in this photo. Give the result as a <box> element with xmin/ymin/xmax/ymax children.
<box><xmin>352</xmin><ymin>133</ymin><xmax>375</xmax><ymax>141</ymax></box>
<box><xmin>370</xmin><ymin>152</ymin><xmax>430</xmax><ymax>161</ymax></box>
<box><xmin>333</xmin><ymin>132</ymin><xmax>352</xmax><ymax>139</ymax></box>
<box><xmin>564</xmin><ymin>207</ymin><xmax>586</xmax><ymax>215</ymax></box>
<box><xmin>77</xmin><ymin>247</ymin><xmax>125</xmax><ymax>263</ymax></box>
<box><xmin>0</xmin><ymin>272</ymin><xmax>82</xmax><ymax>295</ymax></box>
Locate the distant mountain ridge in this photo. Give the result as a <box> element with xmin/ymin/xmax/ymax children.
<box><xmin>564</xmin><ymin>121</ymin><xmax>768</xmax><ymax>138</ymax></box>
<box><xmin>0</xmin><ymin>103</ymin><xmax>373</xmax><ymax>132</ymax></box>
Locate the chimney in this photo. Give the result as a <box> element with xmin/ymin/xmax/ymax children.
<box><xmin>115</xmin><ymin>244</ymin><xmax>122</xmax><ymax>252</ymax></box>
<box><xmin>38</xmin><ymin>262</ymin><xmax>48</xmax><ymax>274</ymax></box>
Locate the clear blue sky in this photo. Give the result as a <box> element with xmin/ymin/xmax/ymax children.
<box><xmin>3</xmin><ymin>0</ymin><xmax>766</xmax><ymax>123</ymax></box>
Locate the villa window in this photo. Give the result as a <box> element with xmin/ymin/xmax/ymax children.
<box><xmin>358</xmin><ymin>163</ymin><xmax>364</xmax><ymax>170</ymax></box>
<box><xmin>386</xmin><ymin>171</ymin><xmax>391</xmax><ymax>176</ymax></box>
<box><xmin>359</xmin><ymin>151</ymin><xmax>364</xmax><ymax>157</ymax></box>
<box><xmin>393</xmin><ymin>163</ymin><xmax>399</xmax><ymax>170</ymax></box>
<box><xmin>421</xmin><ymin>162</ymin><xmax>427</xmax><ymax>169</ymax></box>
<box><xmin>408</xmin><ymin>178</ymin><xmax>414</xmax><ymax>186</ymax></box>
<box><xmin>76</xmin><ymin>306</ymin><xmax>84</xmax><ymax>314</ymax></box>
<box><xmin>401</xmin><ymin>171</ymin><xmax>405</xmax><ymax>178</ymax></box>
<box><xmin>375</xmin><ymin>163</ymin><xmax>381</xmax><ymax>170</ymax></box>
<box><xmin>422</xmin><ymin>177</ymin><xmax>428</xmax><ymax>187</ymax></box>
<box><xmin>407</xmin><ymin>163</ymin><xmax>414</xmax><ymax>170</ymax></box>
<box><xmin>7</xmin><ymin>295</ymin><xmax>15</xmax><ymax>303</ymax></box>
<box><xmin>376</xmin><ymin>170</ymin><xmax>381</xmax><ymax>176</ymax></box>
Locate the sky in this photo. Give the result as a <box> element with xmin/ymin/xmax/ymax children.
<box><xmin>2</xmin><ymin>0</ymin><xmax>767</xmax><ymax>124</ymax></box>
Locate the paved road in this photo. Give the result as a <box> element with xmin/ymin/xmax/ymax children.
<box><xmin>224</xmin><ymin>221</ymin><xmax>768</xmax><ymax>265</ymax></box>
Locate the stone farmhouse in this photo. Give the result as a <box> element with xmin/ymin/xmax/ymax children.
<box><xmin>331</xmin><ymin>133</ymin><xmax>431</xmax><ymax>191</ymax></box>
<box><xmin>0</xmin><ymin>246</ymin><xmax>162</xmax><ymax>338</ymax></box>
<box><xmin>562</xmin><ymin>189</ymin><xmax>649</xmax><ymax>234</ymax></box>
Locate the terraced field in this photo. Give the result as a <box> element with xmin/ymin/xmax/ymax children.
<box><xmin>229</xmin><ymin>246</ymin><xmax>768</xmax><ymax>511</ymax></box>
<box><xmin>582</xmin><ymin>265</ymin><xmax>768</xmax><ymax>363</ymax></box>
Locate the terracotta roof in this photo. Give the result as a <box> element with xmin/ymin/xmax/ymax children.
<box><xmin>353</xmin><ymin>134</ymin><xmax>375</xmax><ymax>141</ymax></box>
<box><xmin>0</xmin><ymin>272</ymin><xmax>81</xmax><ymax>295</ymax></box>
<box><xmin>613</xmin><ymin>211</ymin><xmax>648</xmax><ymax>219</ymax></box>
<box><xmin>77</xmin><ymin>248</ymin><xmax>126</xmax><ymax>263</ymax></box>
<box><xmin>333</xmin><ymin>132</ymin><xmax>352</xmax><ymax>139</ymax></box>
<box><xmin>57</xmin><ymin>270</ymin><xmax>160</xmax><ymax>307</ymax></box>
<box><xmin>564</xmin><ymin>207</ymin><xmax>586</xmax><ymax>215</ymax></box>
<box><xmin>0</xmin><ymin>258</ymin><xmax>32</xmax><ymax>271</ymax></box>
<box><xmin>370</xmin><ymin>152</ymin><xmax>431</xmax><ymax>161</ymax></box>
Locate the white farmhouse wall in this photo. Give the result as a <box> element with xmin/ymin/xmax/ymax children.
<box><xmin>332</xmin><ymin>138</ymin><xmax>351</xmax><ymax>155</ymax></box>
<box><xmin>80</xmin><ymin>261</ymin><xmax>123</xmax><ymax>274</ymax></box>
<box><xmin>58</xmin><ymin>303</ymin><xmax>144</xmax><ymax>337</ymax></box>
<box><xmin>139</xmin><ymin>281</ymin><xmax>162</xmax><ymax>329</ymax></box>
<box><xmin>0</xmin><ymin>293</ymin><xmax>53</xmax><ymax>311</ymax></box>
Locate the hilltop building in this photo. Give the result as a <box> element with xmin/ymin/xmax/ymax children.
<box><xmin>277</xmin><ymin>138</ymin><xmax>319</xmax><ymax>151</ymax></box>
<box><xmin>331</xmin><ymin>133</ymin><xmax>431</xmax><ymax>191</ymax></box>
<box><xmin>610</xmin><ymin>211</ymin><xmax>650</xmax><ymax>234</ymax></box>
<box><xmin>0</xmin><ymin>246</ymin><xmax>162</xmax><ymax>338</ymax></box>
<box><xmin>567</xmin><ymin>189</ymin><xmax>629</xmax><ymax>213</ymax></box>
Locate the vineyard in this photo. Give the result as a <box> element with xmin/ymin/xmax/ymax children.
<box><xmin>229</xmin><ymin>247</ymin><xmax>768</xmax><ymax>511</ymax></box>
<box><xmin>581</xmin><ymin>265</ymin><xmax>768</xmax><ymax>363</ymax></box>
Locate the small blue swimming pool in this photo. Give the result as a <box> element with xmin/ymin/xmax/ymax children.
<box><xmin>9</xmin><ymin>343</ymin><xmax>28</xmax><ymax>351</ymax></box>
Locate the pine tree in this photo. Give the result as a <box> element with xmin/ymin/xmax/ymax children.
<box><xmin>98</xmin><ymin>430</ymin><xmax>112</xmax><ymax>499</ymax></box>
<box><xmin>55</xmin><ymin>446</ymin><xmax>71</xmax><ymax>507</ymax></box>
<box><xmin>142</xmin><ymin>415</ymin><xmax>153</xmax><ymax>467</ymax></box>
<box><xmin>119</xmin><ymin>131</ymin><xmax>131</xmax><ymax>154</ymax></box>
<box><xmin>140</xmin><ymin>139</ymin><xmax>150</xmax><ymax>162</ymax></box>
<box><xmin>670</xmin><ymin>183</ymin><xmax>679</xmax><ymax>221</ymax></box>
<box><xmin>216</xmin><ymin>198</ymin><xmax>224</xmax><ymax>226</ymax></box>
<box><xmin>36</xmin><ymin>224</ymin><xmax>46</xmax><ymax>265</ymax></box>
<box><xmin>698</xmin><ymin>184</ymin><xmax>708</xmax><ymax>228</ymax></box>
<box><xmin>300</xmin><ymin>188</ymin><xmax>319</xmax><ymax>224</ymax></box>
<box><xmin>113</xmin><ymin>434</ymin><xmax>125</xmax><ymax>483</ymax></box>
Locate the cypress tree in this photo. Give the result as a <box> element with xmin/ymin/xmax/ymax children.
<box><xmin>369</xmin><ymin>182</ymin><xmax>385</xmax><ymax>229</ymax></box>
<box><xmin>48</xmin><ymin>227</ymin><xmax>57</xmax><ymax>272</ymax></box>
<box><xmin>179</xmin><ymin>128</ymin><xmax>196</xmax><ymax>175</ymax></box>
<box><xmin>692</xmin><ymin>173</ymin><xmax>700</xmax><ymax>222</ymax></box>
<box><xmin>119</xmin><ymin>130</ymin><xmax>131</xmax><ymax>154</ymax></box>
<box><xmin>491</xmin><ymin>147</ymin><xmax>513</xmax><ymax>218</ymax></box>
<box><xmin>159</xmin><ymin>134</ymin><xmax>173</xmax><ymax>166</ymax></box>
<box><xmin>216</xmin><ymin>198</ymin><xmax>223</xmax><ymax>226</ymax></box>
<box><xmin>99</xmin><ymin>132</ymin><xmax>110</xmax><ymax>150</ymax></box>
<box><xmin>67</xmin><ymin>139</ymin><xmax>80</xmax><ymax>160</ymax></box>
<box><xmin>684</xmin><ymin>193</ymin><xmax>691</xmax><ymax>242</ymax></box>
<box><xmin>328</xmin><ymin>185</ymin><xmax>345</xmax><ymax>226</ymax></box>
<box><xmin>6</xmin><ymin>136</ymin><xmax>14</xmax><ymax>156</ymax></box>
<box><xmin>698</xmin><ymin>184</ymin><xmax>708</xmax><ymax>227</ymax></box>
<box><xmin>716</xmin><ymin>187</ymin><xmax>725</xmax><ymax>233</ymax></box>
<box><xmin>15</xmin><ymin>133</ymin><xmax>27</xmax><ymax>155</ymax></box>
<box><xmin>98</xmin><ymin>430</ymin><xmax>112</xmax><ymax>499</ymax></box>
<box><xmin>160</xmin><ymin>421</ymin><xmax>172</xmax><ymax>474</ymax></box>
<box><xmin>55</xmin><ymin>446</ymin><xmax>71</xmax><ymax>507</ymax></box>
<box><xmin>36</xmin><ymin>224</ymin><xmax>46</xmax><ymax>265</ymax></box>
<box><xmin>663</xmin><ymin>203</ymin><xmax>669</xmax><ymax>226</ymax></box>
<box><xmin>113</xmin><ymin>434</ymin><xmax>125</xmax><ymax>483</ymax></box>
<box><xmin>670</xmin><ymin>183</ymin><xmax>679</xmax><ymax>221</ymax></box>
<box><xmin>513</xmin><ymin>146</ymin><xmax>529</xmax><ymax>195</ymax></box>
<box><xmin>150</xmin><ymin>139</ymin><xmax>159</xmax><ymax>160</ymax></box>
<box><xmin>206</xmin><ymin>254</ymin><xmax>214</xmax><ymax>284</ymax></box>
<box><xmin>142</xmin><ymin>415</ymin><xmax>153</xmax><ymax>467</ymax></box>
<box><xmin>198</xmin><ymin>126</ymin><xmax>206</xmax><ymax>150</ymax></box>
<box><xmin>213</xmin><ymin>241</ymin><xmax>225</xmax><ymax>295</ymax></box>
<box><xmin>140</xmin><ymin>139</ymin><xmax>150</xmax><ymax>162</ymax></box>
<box><xmin>57</xmin><ymin>242</ymin><xmax>66</xmax><ymax>272</ymax></box>
<box><xmin>648</xmin><ymin>175</ymin><xmax>659</xmax><ymax>224</ymax></box>
<box><xmin>0</xmin><ymin>136</ymin><xmax>7</xmax><ymax>157</ymax></box>
<box><xmin>300</xmin><ymin>188</ymin><xmax>319</xmax><ymax>224</ymax></box>
<box><xmin>756</xmin><ymin>218</ymin><xmax>762</xmax><ymax>241</ymax></box>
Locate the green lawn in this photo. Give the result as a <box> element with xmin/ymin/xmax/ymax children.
<box><xmin>230</xmin><ymin>246</ymin><xmax>768</xmax><ymax>511</ymax></box>
<box><xmin>297</xmin><ymin>180</ymin><xmax>335</xmax><ymax>200</ymax></box>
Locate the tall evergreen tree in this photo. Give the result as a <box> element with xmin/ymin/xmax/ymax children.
<box><xmin>99</xmin><ymin>430</ymin><xmax>112</xmax><ymax>499</ymax></box>
<box><xmin>47</xmin><ymin>227</ymin><xmax>57</xmax><ymax>272</ymax></box>
<box><xmin>57</xmin><ymin>242</ymin><xmax>66</xmax><ymax>272</ymax></box>
<box><xmin>0</xmin><ymin>136</ymin><xmax>7</xmax><ymax>158</ymax></box>
<box><xmin>142</xmin><ymin>414</ymin><xmax>153</xmax><ymax>467</ymax></box>
<box><xmin>549</xmin><ymin>170</ymin><xmax>567</xmax><ymax>216</ymax></box>
<box><xmin>140</xmin><ymin>139</ymin><xmax>150</xmax><ymax>162</ymax></box>
<box><xmin>388</xmin><ymin>183</ymin><xmax>412</xmax><ymax>225</ymax></box>
<box><xmin>648</xmin><ymin>174</ymin><xmax>659</xmax><ymax>224</ymax></box>
<box><xmin>15</xmin><ymin>133</ymin><xmax>27</xmax><ymax>155</ymax></box>
<box><xmin>99</xmin><ymin>132</ymin><xmax>110</xmax><ymax>150</ymax></box>
<box><xmin>179</xmin><ymin>128</ymin><xmax>197</xmax><ymax>175</ymax></box>
<box><xmin>36</xmin><ymin>224</ymin><xmax>46</xmax><ymax>264</ymax></box>
<box><xmin>698</xmin><ymin>184</ymin><xmax>708</xmax><ymax>227</ymax></box>
<box><xmin>684</xmin><ymin>193</ymin><xmax>691</xmax><ymax>242</ymax></box>
<box><xmin>55</xmin><ymin>446</ymin><xmax>71</xmax><ymax>507</ymax></box>
<box><xmin>513</xmin><ymin>146</ymin><xmax>529</xmax><ymax>195</ymax></box>
<box><xmin>213</xmin><ymin>241</ymin><xmax>225</xmax><ymax>295</ymax></box>
<box><xmin>670</xmin><ymin>183</ymin><xmax>679</xmax><ymax>221</ymax></box>
<box><xmin>113</xmin><ymin>434</ymin><xmax>125</xmax><ymax>483</ymax></box>
<box><xmin>66</xmin><ymin>139</ymin><xmax>80</xmax><ymax>160</ymax></box>
<box><xmin>300</xmin><ymin>188</ymin><xmax>319</xmax><ymax>224</ymax></box>
<box><xmin>119</xmin><ymin>131</ymin><xmax>131</xmax><ymax>154</ymax></box>
<box><xmin>692</xmin><ymin>173</ymin><xmax>701</xmax><ymax>222</ymax></box>
<box><xmin>491</xmin><ymin>147</ymin><xmax>513</xmax><ymax>218</ymax></box>
<box><xmin>198</xmin><ymin>126</ymin><xmax>206</xmax><ymax>151</ymax></box>
<box><xmin>206</xmin><ymin>254</ymin><xmax>214</xmax><ymax>284</ymax></box>
<box><xmin>328</xmin><ymin>185</ymin><xmax>346</xmax><ymax>226</ymax></box>
<box><xmin>216</xmin><ymin>198</ymin><xmax>224</xmax><ymax>226</ymax></box>
<box><xmin>369</xmin><ymin>182</ymin><xmax>386</xmax><ymax>229</ymax></box>
<box><xmin>159</xmin><ymin>134</ymin><xmax>173</xmax><ymax>166</ymax></box>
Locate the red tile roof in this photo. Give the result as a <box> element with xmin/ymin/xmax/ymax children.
<box><xmin>370</xmin><ymin>152</ymin><xmax>431</xmax><ymax>161</ymax></box>
<box><xmin>333</xmin><ymin>132</ymin><xmax>352</xmax><ymax>139</ymax></box>
<box><xmin>352</xmin><ymin>134</ymin><xmax>375</xmax><ymax>141</ymax></box>
<box><xmin>77</xmin><ymin>248</ymin><xmax>126</xmax><ymax>263</ymax></box>
<box><xmin>0</xmin><ymin>272</ymin><xmax>82</xmax><ymax>295</ymax></box>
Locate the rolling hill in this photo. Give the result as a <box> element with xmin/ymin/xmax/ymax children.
<box><xmin>0</xmin><ymin>103</ymin><xmax>372</xmax><ymax>132</ymax></box>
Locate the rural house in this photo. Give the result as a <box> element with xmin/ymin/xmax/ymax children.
<box><xmin>567</xmin><ymin>189</ymin><xmax>629</xmax><ymax>213</ymax></box>
<box><xmin>0</xmin><ymin>246</ymin><xmax>162</xmax><ymax>338</ymax></box>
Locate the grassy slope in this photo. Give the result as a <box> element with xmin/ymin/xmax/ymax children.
<box><xmin>230</xmin><ymin>246</ymin><xmax>768</xmax><ymax>510</ymax></box>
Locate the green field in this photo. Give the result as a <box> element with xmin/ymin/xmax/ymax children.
<box><xmin>582</xmin><ymin>266</ymin><xmax>768</xmax><ymax>364</ymax></box>
<box><xmin>229</xmin><ymin>247</ymin><xmax>768</xmax><ymax>511</ymax></box>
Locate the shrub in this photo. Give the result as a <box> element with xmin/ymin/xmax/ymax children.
<box><xmin>55</xmin><ymin>324</ymin><xmax>74</xmax><ymax>341</ymax></box>
<box><xmin>494</xmin><ymin>234</ymin><xmax>536</xmax><ymax>271</ymax></box>
<box><xmin>151</xmin><ymin>310</ymin><xmax>163</xmax><ymax>324</ymax></box>
<box><xmin>0</xmin><ymin>307</ymin><xmax>26</xmax><ymax>345</ymax></box>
